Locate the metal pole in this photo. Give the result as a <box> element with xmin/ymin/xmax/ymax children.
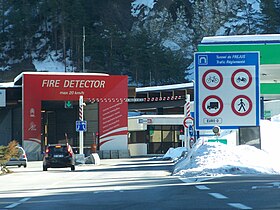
<box><xmin>79</xmin><ymin>96</ymin><xmax>84</xmax><ymax>154</ymax></box>
<box><xmin>260</xmin><ymin>96</ymin><xmax>264</xmax><ymax>119</ymax></box>
<box><xmin>82</xmin><ymin>26</ymin><xmax>85</xmax><ymax>73</ymax></box>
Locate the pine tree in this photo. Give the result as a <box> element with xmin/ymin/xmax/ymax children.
<box><xmin>260</xmin><ymin>0</ymin><xmax>280</xmax><ymax>33</ymax></box>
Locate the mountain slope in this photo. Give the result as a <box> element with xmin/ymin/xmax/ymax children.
<box><xmin>0</xmin><ymin>0</ymin><xmax>279</xmax><ymax>85</ymax></box>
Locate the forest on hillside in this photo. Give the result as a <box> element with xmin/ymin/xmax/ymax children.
<box><xmin>0</xmin><ymin>0</ymin><xmax>279</xmax><ymax>86</ymax></box>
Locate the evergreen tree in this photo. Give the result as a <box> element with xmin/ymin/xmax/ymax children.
<box><xmin>260</xmin><ymin>0</ymin><xmax>280</xmax><ymax>33</ymax></box>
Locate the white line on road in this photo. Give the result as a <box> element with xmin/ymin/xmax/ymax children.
<box><xmin>195</xmin><ymin>185</ymin><xmax>210</xmax><ymax>190</ymax></box>
<box><xmin>252</xmin><ymin>185</ymin><xmax>273</xmax><ymax>189</ymax></box>
<box><xmin>208</xmin><ymin>192</ymin><xmax>228</xmax><ymax>199</ymax></box>
<box><xmin>19</xmin><ymin>198</ymin><xmax>30</xmax><ymax>202</ymax></box>
<box><xmin>4</xmin><ymin>197</ymin><xmax>30</xmax><ymax>209</ymax></box>
<box><xmin>228</xmin><ymin>203</ymin><xmax>252</xmax><ymax>209</ymax></box>
<box><xmin>5</xmin><ymin>202</ymin><xmax>20</xmax><ymax>209</ymax></box>
<box><xmin>179</xmin><ymin>177</ymin><xmax>215</xmax><ymax>183</ymax></box>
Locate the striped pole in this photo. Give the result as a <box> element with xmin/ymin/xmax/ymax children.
<box><xmin>186</xmin><ymin>99</ymin><xmax>191</xmax><ymax>117</ymax></box>
<box><xmin>184</xmin><ymin>94</ymin><xmax>191</xmax><ymax>149</ymax></box>
<box><xmin>79</xmin><ymin>100</ymin><xmax>83</xmax><ymax>121</ymax></box>
<box><xmin>79</xmin><ymin>95</ymin><xmax>84</xmax><ymax>154</ymax></box>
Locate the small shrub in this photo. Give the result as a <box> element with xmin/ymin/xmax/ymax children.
<box><xmin>0</xmin><ymin>140</ymin><xmax>19</xmax><ymax>173</ymax></box>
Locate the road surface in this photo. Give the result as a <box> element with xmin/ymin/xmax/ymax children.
<box><xmin>1</xmin><ymin>158</ymin><xmax>280</xmax><ymax>209</ymax></box>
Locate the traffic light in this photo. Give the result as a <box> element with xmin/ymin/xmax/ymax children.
<box><xmin>64</xmin><ymin>101</ymin><xmax>73</xmax><ymax>109</ymax></box>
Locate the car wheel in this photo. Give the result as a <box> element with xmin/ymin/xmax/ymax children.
<box><xmin>43</xmin><ymin>165</ymin><xmax>48</xmax><ymax>171</ymax></box>
<box><xmin>71</xmin><ymin>165</ymin><xmax>75</xmax><ymax>171</ymax></box>
<box><xmin>24</xmin><ymin>164</ymin><xmax>27</xmax><ymax>168</ymax></box>
<box><xmin>18</xmin><ymin>165</ymin><xmax>21</xmax><ymax>168</ymax></box>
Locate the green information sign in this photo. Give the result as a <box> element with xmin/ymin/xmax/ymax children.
<box><xmin>208</xmin><ymin>139</ymin><xmax>227</xmax><ymax>144</ymax></box>
<box><xmin>264</xmin><ymin>110</ymin><xmax>271</xmax><ymax>119</ymax></box>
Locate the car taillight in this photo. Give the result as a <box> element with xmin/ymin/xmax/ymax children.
<box><xmin>45</xmin><ymin>148</ymin><xmax>49</xmax><ymax>154</ymax></box>
<box><xmin>23</xmin><ymin>154</ymin><xmax>26</xmax><ymax>158</ymax></box>
<box><xmin>67</xmin><ymin>146</ymin><xmax>72</xmax><ymax>157</ymax></box>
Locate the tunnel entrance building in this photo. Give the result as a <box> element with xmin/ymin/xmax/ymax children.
<box><xmin>19</xmin><ymin>72</ymin><xmax>128</xmax><ymax>158</ymax></box>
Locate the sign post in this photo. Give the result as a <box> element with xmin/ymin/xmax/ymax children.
<box><xmin>184</xmin><ymin>94</ymin><xmax>191</xmax><ymax>148</ymax></box>
<box><xmin>183</xmin><ymin>116</ymin><xmax>194</xmax><ymax>150</ymax></box>
<box><xmin>79</xmin><ymin>95</ymin><xmax>84</xmax><ymax>154</ymax></box>
<box><xmin>195</xmin><ymin>52</ymin><xmax>260</xmax><ymax>130</ymax></box>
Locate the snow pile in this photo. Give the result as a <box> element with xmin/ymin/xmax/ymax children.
<box><xmin>162</xmin><ymin>147</ymin><xmax>187</xmax><ymax>161</ymax></box>
<box><xmin>271</xmin><ymin>115</ymin><xmax>280</xmax><ymax>122</ymax></box>
<box><xmin>175</xmin><ymin>142</ymin><xmax>280</xmax><ymax>177</ymax></box>
<box><xmin>260</xmin><ymin>120</ymin><xmax>280</xmax><ymax>156</ymax></box>
<box><xmin>173</xmin><ymin>139</ymin><xmax>280</xmax><ymax>177</ymax></box>
<box><xmin>169</xmin><ymin>118</ymin><xmax>280</xmax><ymax>178</ymax></box>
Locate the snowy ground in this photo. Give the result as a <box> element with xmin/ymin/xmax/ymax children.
<box><xmin>164</xmin><ymin>119</ymin><xmax>280</xmax><ymax>178</ymax></box>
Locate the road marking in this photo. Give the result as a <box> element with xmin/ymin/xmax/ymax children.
<box><xmin>4</xmin><ymin>197</ymin><xmax>30</xmax><ymax>209</ymax></box>
<box><xmin>252</xmin><ymin>186</ymin><xmax>273</xmax><ymax>189</ymax></box>
<box><xmin>179</xmin><ymin>177</ymin><xmax>215</xmax><ymax>183</ymax></box>
<box><xmin>252</xmin><ymin>182</ymin><xmax>280</xmax><ymax>189</ymax></box>
<box><xmin>228</xmin><ymin>203</ymin><xmax>252</xmax><ymax>209</ymax></box>
<box><xmin>208</xmin><ymin>193</ymin><xmax>228</xmax><ymax>199</ymax></box>
<box><xmin>5</xmin><ymin>203</ymin><xmax>20</xmax><ymax>209</ymax></box>
<box><xmin>195</xmin><ymin>185</ymin><xmax>210</xmax><ymax>190</ymax></box>
<box><xmin>19</xmin><ymin>198</ymin><xmax>30</xmax><ymax>202</ymax></box>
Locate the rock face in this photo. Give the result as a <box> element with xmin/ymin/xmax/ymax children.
<box><xmin>132</xmin><ymin>0</ymin><xmax>265</xmax><ymax>55</ymax></box>
<box><xmin>0</xmin><ymin>0</ymin><xmax>278</xmax><ymax>84</ymax></box>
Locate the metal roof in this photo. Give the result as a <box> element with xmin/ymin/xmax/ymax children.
<box><xmin>201</xmin><ymin>34</ymin><xmax>280</xmax><ymax>44</ymax></box>
<box><xmin>136</xmin><ymin>82</ymin><xmax>194</xmax><ymax>93</ymax></box>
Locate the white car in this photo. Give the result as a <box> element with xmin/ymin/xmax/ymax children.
<box><xmin>6</xmin><ymin>146</ymin><xmax>27</xmax><ymax>168</ymax></box>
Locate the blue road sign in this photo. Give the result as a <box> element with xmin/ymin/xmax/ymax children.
<box><xmin>76</xmin><ymin>120</ymin><xmax>87</xmax><ymax>132</ymax></box>
<box><xmin>189</xmin><ymin>124</ymin><xmax>194</xmax><ymax>136</ymax></box>
<box><xmin>195</xmin><ymin>52</ymin><xmax>260</xmax><ymax>130</ymax></box>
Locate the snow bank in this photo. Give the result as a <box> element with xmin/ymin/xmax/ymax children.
<box><xmin>162</xmin><ymin>147</ymin><xmax>187</xmax><ymax>161</ymax></box>
<box><xmin>173</xmin><ymin>139</ymin><xmax>280</xmax><ymax>177</ymax></box>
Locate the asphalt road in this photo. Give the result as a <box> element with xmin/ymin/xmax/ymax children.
<box><xmin>1</xmin><ymin>158</ymin><xmax>280</xmax><ymax>210</ymax></box>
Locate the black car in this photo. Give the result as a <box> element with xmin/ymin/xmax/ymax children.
<box><xmin>43</xmin><ymin>144</ymin><xmax>75</xmax><ymax>171</ymax></box>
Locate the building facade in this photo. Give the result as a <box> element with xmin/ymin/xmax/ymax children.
<box><xmin>0</xmin><ymin>72</ymin><xmax>128</xmax><ymax>159</ymax></box>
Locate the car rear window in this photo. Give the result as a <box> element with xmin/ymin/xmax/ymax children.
<box><xmin>18</xmin><ymin>148</ymin><xmax>24</xmax><ymax>156</ymax></box>
<box><xmin>48</xmin><ymin>146</ymin><xmax>68</xmax><ymax>155</ymax></box>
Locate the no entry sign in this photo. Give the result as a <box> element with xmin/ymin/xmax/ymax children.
<box><xmin>195</xmin><ymin>52</ymin><xmax>260</xmax><ymax>129</ymax></box>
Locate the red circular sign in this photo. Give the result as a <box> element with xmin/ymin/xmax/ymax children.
<box><xmin>202</xmin><ymin>69</ymin><xmax>223</xmax><ymax>90</ymax></box>
<box><xmin>202</xmin><ymin>95</ymin><xmax>223</xmax><ymax>116</ymax></box>
<box><xmin>231</xmin><ymin>69</ymin><xmax>252</xmax><ymax>90</ymax></box>
<box><xmin>183</xmin><ymin>116</ymin><xmax>194</xmax><ymax>128</ymax></box>
<box><xmin>231</xmin><ymin>95</ymin><xmax>252</xmax><ymax>116</ymax></box>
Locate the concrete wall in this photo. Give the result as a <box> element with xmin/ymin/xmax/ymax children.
<box><xmin>128</xmin><ymin>143</ymin><xmax>147</xmax><ymax>156</ymax></box>
<box><xmin>98</xmin><ymin>150</ymin><xmax>130</xmax><ymax>159</ymax></box>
